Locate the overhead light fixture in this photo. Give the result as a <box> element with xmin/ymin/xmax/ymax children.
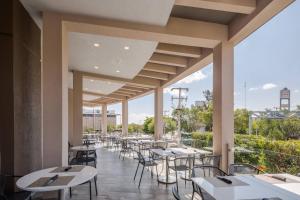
<box><xmin>84</xmin><ymin>88</ymin><xmax>89</xmax><ymax>90</ymax></box>
<box><xmin>94</xmin><ymin>66</ymin><xmax>99</xmax><ymax>69</ymax></box>
<box><xmin>116</xmin><ymin>70</ymin><xmax>120</xmax><ymax>73</ymax></box>
<box><xmin>93</xmin><ymin>43</ymin><xmax>100</xmax><ymax>47</ymax></box>
<box><xmin>90</xmin><ymin>79</ymin><xmax>94</xmax><ymax>82</ymax></box>
<box><xmin>124</xmin><ymin>46</ymin><xmax>130</xmax><ymax>50</ymax></box>
<box><xmin>107</xmin><ymin>81</ymin><xmax>111</xmax><ymax>85</ymax></box>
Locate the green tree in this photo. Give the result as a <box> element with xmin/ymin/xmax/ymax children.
<box><xmin>163</xmin><ymin>117</ymin><xmax>177</xmax><ymax>134</ymax></box>
<box><xmin>143</xmin><ymin>117</ymin><xmax>154</xmax><ymax>134</ymax></box>
<box><xmin>234</xmin><ymin>109</ymin><xmax>250</xmax><ymax>134</ymax></box>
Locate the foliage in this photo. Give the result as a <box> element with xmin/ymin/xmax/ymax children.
<box><xmin>107</xmin><ymin>124</ymin><xmax>116</xmax><ymax>132</ymax></box>
<box><xmin>128</xmin><ymin>123</ymin><xmax>143</xmax><ymax>133</ymax></box>
<box><xmin>253</xmin><ymin>117</ymin><xmax>300</xmax><ymax>140</ymax></box>
<box><xmin>164</xmin><ymin>117</ymin><xmax>177</xmax><ymax>134</ymax></box>
<box><xmin>142</xmin><ymin>116</ymin><xmax>177</xmax><ymax>134</ymax></box>
<box><xmin>234</xmin><ymin>109</ymin><xmax>249</xmax><ymax>134</ymax></box>
<box><xmin>190</xmin><ymin>132</ymin><xmax>300</xmax><ymax>174</ymax></box>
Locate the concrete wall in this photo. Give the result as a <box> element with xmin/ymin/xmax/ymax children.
<box><xmin>0</xmin><ymin>0</ymin><xmax>41</xmax><ymax>179</ymax></box>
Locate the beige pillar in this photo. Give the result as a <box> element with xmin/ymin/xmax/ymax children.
<box><xmin>102</xmin><ymin>104</ymin><xmax>108</xmax><ymax>134</ymax></box>
<box><xmin>73</xmin><ymin>71</ymin><xmax>83</xmax><ymax>145</ymax></box>
<box><xmin>154</xmin><ymin>87</ymin><xmax>164</xmax><ymax>140</ymax></box>
<box><xmin>122</xmin><ymin>100</ymin><xmax>128</xmax><ymax>136</ymax></box>
<box><xmin>213</xmin><ymin>42</ymin><xmax>234</xmax><ymax>171</ymax></box>
<box><xmin>42</xmin><ymin>12</ymin><xmax>68</xmax><ymax>167</ymax></box>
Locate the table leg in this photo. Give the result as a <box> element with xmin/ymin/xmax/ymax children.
<box><xmin>157</xmin><ymin>156</ymin><xmax>176</xmax><ymax>184</ymax></box>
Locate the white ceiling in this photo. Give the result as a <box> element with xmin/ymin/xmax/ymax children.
<box><xmin>21</xmin><ymin>0</ymin><xmax>175</xmax><ymax>102</ymax></box>
<box><xmin>83</xmin><ymin>94</ymin><xmax>99</xmax><ymax>101</ymax></box>
<box><xmin>69</xmin><ymin>32</ymin><xmax>157</xmax><ymax>79</ymax></box>
<box><xmin>21</xmin><ymin>0</ymin><xmax>175</xmax><ymax>27</ymax></box>
<box><xmin>82</xmin><ymin>78</ymin><xmax>124</xmax><ymax>95</ymax></box>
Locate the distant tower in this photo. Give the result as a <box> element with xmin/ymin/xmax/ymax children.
<box><xmin>280</xmin><ymin>88</ymin><xmax>290</xmax><ymax>111</ymax></box>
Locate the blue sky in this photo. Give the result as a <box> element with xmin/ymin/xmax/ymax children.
<box><xmin>109</xmin><ymin>1</ymin><xmax>300</xmax><ymax>124</ymax></box>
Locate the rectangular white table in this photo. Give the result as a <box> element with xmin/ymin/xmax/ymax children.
<box><xmin>191</xmin><ymin>174</ymin><xmax>300</xmax><ymax>200</ymax></box>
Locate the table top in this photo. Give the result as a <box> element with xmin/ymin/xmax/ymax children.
<box><xmin>191</xmin><ymin>174</ymin><xmax>300</xmax><ymax>200</ymax></box>
<box><xmin>71</xmin><ymin>144</ymin><xmax>101</xmax><ymax>151</ymax></box>
<box><xmin>151</xmin><ymin>147</ymin><xmax>211</xmax><ymax>157</ymax></box>
<box><xmin>16</xmin><ymin>165</ymin><xmax>97</xmax><ymax>192</ymax></box>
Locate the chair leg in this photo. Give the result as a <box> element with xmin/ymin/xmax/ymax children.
<box><xmin>155</xmin><ymin>165</ymin><xmax>159</xmax><ymax>185</ymax></box>
<box><xmin>175</xmin><ymin>170</ymin><xmax>179</xmax><ymax>192</ymax></box>
<box><xmin>185</xmin><ymin>170</ymin><xmax>187</xmax><ymax>188</ymax></box>
<box><xmin>134</xmin><ymin>162</ymin><xmax>140</xmax><ymax>180</ymax></box>
<box><xmin>138</xmin><ymin>166</ymin><xmax>145</xmax><ymax>188</ymax></box>
<box><xmin>94</xmin><ymin>176</ymin><xmax>98</xmax><ymax>196</ymax></box>
<box><xmin>69</xmin><ymin>187</ymin><xmax>72</xmax><ymax>198</ymax></box>
<box><xmin>89</xmin><ymin>181</ymin><xmax>92</xmax><ymax>200</ymax></box>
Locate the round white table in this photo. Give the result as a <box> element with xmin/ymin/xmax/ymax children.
<box><xmin>71</xmin><ymin>144</ymin><xmax>101</xmax><ymax>151</ymax></box>
<box><xmin>16</xmin><ymin>165</ymin><xmax>97</xmax><ymax>200</ymax></box>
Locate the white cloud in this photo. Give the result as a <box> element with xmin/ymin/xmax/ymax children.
<box><xmin>249</xmin><ymin>83</ymin><xmax>277</xmax><ymax>92</ymax></box>
<box><xmin>164</xmin><ymin>87</ymin><xmax>187</xmax><ymax>96</ymax></box>
<box><xmin>177</xmin><ymin>71</ymin><xmax>207</xmax><ymax>84</ymax></box>
<box><xmin>249</xmin><ymin>87</ymin><xmax>259</xmax><ymax>91</ymax></box>
<box><xmin>262</xmin><ymin>83</ymin><xmax>277</xmax><ymax>90</ymax></box>
<box><xmin>294</xmin><ymin>89</ymin><xmax>299</xmax><ymax>93</ymax></box>
<box><xmin>129</xmin><ymin>113</ymin><xmax>153</xmax><ymax>124</ymax></box>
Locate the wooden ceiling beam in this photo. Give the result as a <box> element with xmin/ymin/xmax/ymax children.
<box><xmin>174</xmin><ymin>0</ymin><xmax>256</xmax><ymax>14</ymax></box>
<box><xmin>143</xmin><ymin>63</ymin><xmax>177</xmax><ymax>75</ymax></box>
<box><xmin>149</xmin><ymin>53</ymin><xmax>188</xmax><ymax>67</ymax></box>
<box><xmin>112</xmin><ymin>91</ymin><xmax>131</xmax><ymax>97</ymax></box>
<box><xmin>83</xmin><ymin>91</ymin><xmax>126</xmax><ymax>100</ymax></box>
<box><xmin>121</xmin><ymin>86</ymin><xmax>145</xmax><ymax>93</ymax></box>
<box><xmin>229</xmin><ymin>0</ymin><xmax>294</xmax><ymax>45</ymax></box>
<box><xmin>137</xmin><ymin>70</ymin><xmax>169</xmax><ymax>81</ymax></box>
<box><xmin>63</xmin><ymin>14</ymin><xmax>228</xmax><ymax>48</ymax></box>
<box><xmin>155</xmin><ymin>43</ymin><xmax>202</xmax><ymax>58</ymax></box>
<box><xmin>77</xmin><ymin>70</ymin><xmax>160</xmax><ymax>88</ymax></box>
<box><xmin>117</xmin><ymin>89</ymin><xmax>137</xmax><ymax>95</ymax></box>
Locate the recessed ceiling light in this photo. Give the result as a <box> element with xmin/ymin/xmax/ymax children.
<box><xmin>84</xmin><ymin>88</ymin><xmax>89</xmax><ymax>90</ymax></box>
<box><xmin>93</xmin><ymin>43</ymin><xmax>100</xmax><ymax>47</ymax></box>
<box><xmin>90</xmin><ymin>79</ymin><xmax>94</xmax><ymax>82</ymax></box>
<box><xmin>116</xmin><ymin>70</ymin><xmax>120</xmax><ymax>73</ymax></box>
<box><xmin>124</xmin><ymin>46</ymin><xmax>130</xmax><ymax>50</ymax></box>
<box><xmin>107</xmin><ymin>81</ymin><xmax>111</xmax><ymax>85</ymax></box>
<box><xmin>94</xmin><ymin>66</ymin><xmax>99</xmax><ymax>69</ymax></box>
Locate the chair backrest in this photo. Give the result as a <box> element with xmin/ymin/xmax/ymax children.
<box><xmin>192</xmin><ymin>165</ymin><xmax>228</xmax><ymax>178</ymax></box>
<box><xmin>200</xmin><ymin>155</ymin><xmax>221</xmax><ymax>168</ymax></box>
<box><xmin>135</xmin><ymin>150</ymin><xmax>146</xmax><ymax>164</ymax></box>
<box><xmin>171</xmin><ymin>156</ymin><xmax>194</xmax><ymax>171</ymax></box>
<box><xmin>229</xmin><ymin>163</ymin><xmax>262</xmax><ymax>175</ymax></box>
<box><xmin>172</xmin><ymin>186</ymin><xmax>181</xmax><ymax>200</ymax></box>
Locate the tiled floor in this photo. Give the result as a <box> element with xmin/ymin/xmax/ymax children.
<box><xmin>67</xmin><ymin>146</ymin><xmax>201</xmax><ymax>200</ymax></box>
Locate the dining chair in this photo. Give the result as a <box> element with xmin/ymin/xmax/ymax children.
<box><xmin>191</xmin><ymin>165</ymin><xmax>228</xmax><ymax>200</ymax></box>
<box><xmin>119</xmin><ymin>140</ymin><xmax>132</xmax><ymax>160</ymax></box>
<box><xmin>172</xmin><ymin>186</ymin><xmax>181</xmax><ymax>200</ymax></box>
<box><xmin>133</xmin><ymin>150</ymin><xmax>159</xmax><ymax>188</ymax></box>
<box><xmin>168</xmin><ymin>156</ymin><xmax>195</xmax><ymax>192</ymax></box>
<box><xmin>194</xmin><ymin>154</ymin><xmax>221</xmax><ymax>168</ymax></box>
<box><xmin>229</xmin><ymin>163</ymin><xmax>264</xmax><ymax>175</ymax></box>
<box><xmin>70</xmin><ymin>150</ymin><xmax>97</xmax><ymax>167</ymax></box>
<box><xmin>69</xmin><ymin>178</ymin><xmax>97</xmax><ymax>200</ymax></box>
<box><xmin>0</xmin><ymin>174</ymin><xmax>32</xmax><ymax>200</ymax></box>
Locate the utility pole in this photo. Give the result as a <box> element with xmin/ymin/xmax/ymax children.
<box><xmin>171</xmin><ymin>88</ymin><xmax>188</xmax><ymax>144</ymax></box>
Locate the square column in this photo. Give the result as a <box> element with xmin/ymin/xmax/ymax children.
<box><xmin>213</xmin><ymin>42</ymin><xmax>234</xmax><ymax>171</ymax></box>
<box><xmin>73</xmin><ymin>71</ymin><xmax>83</xmax><ymax>145</ymax></box>
<box><xmin>42</xmin><ymin>12</ymin><xmax>68</xmax><ymax>167</ymax></box>
<box><xmin>154</xmin><ymin>87</ymin><xmax>164</xmax><ymax>140</ymax></box>
<box><xmin>102</xmin><ymin>104</ymin><xmax>108</xmax><ymax>134</ymax></box>
<box><xmin>122</xmin><ymin>100</ymin><xmax>128</xmax><ymax>136</ymax></box>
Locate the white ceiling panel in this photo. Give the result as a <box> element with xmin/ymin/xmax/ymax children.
<box><xmin>69</xmin><ymin>32</ymin><xmax>157</xmax><ymax>79</ymax></box>
<box><xmin>83</xmin><ymin>94</ymin><xmax>100</xmax><ymax>101</ymax></box>
<box><xmin>83</xmin><ymin>78</ymin><xmax>124</xmax><ymax>95</ymax></box>
<box><xmin>21</xmin><ymin>0</ymin><xmax>175</xmax><ymax>27</ymax></box>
